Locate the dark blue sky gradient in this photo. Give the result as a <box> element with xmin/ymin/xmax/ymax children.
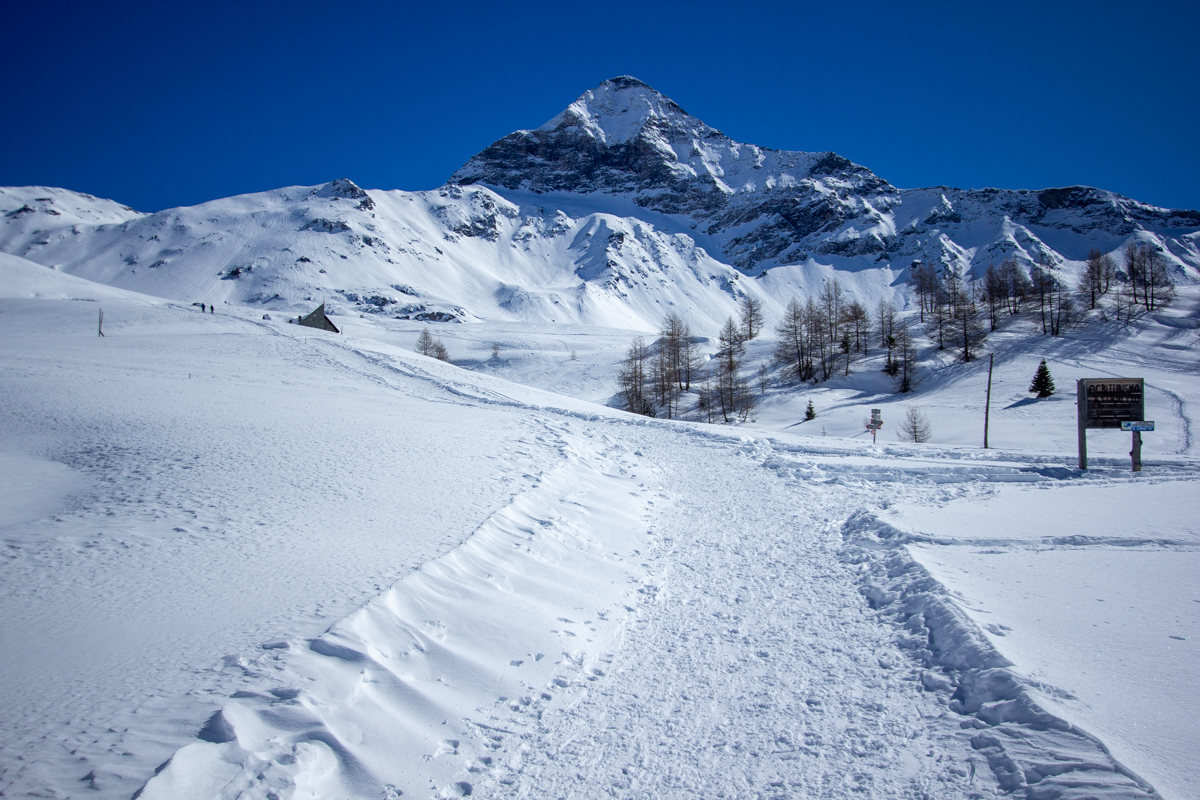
<box><xmin>3</xmin><ymin>1</ymin><xmax>1196</xmax><ymax>212</ymax></box>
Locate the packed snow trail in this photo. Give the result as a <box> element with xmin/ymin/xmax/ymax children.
<box><xmin>472</xmin><ymin>429</ymin><xmax>989</xmax><ymax>800</ymax></box>
<box><xmin>139</xmin><ymin>416</ymin><xmax>1171</xmax><ymax>799</ymax></box>
<box><xmin>450</xmin><ymin>429</ymin><xmax>1169</xmax><ymax>800</ymax></box>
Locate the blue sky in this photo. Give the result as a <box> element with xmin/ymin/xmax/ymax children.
<box><xmin>3</xmin><ymin>0</ymin><xmax>1196</xmax><ymax>212</ymax></box>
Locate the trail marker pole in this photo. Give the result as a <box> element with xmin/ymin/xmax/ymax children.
<box><xmin>1120</xmin><ymin>421</ymin><xmax>1153</xmax><ymax>471</ymax></box>
<box><xmin>98</xmin><ymin>308</ymin><xmax>105</xmax><ymax>338</ymax></box>
<box><xmin>983</xmin><ymin>353</ymin><xmax>993</xmax><ymax>449</ymax></box>
<box><xmin>866</xmin><ymin>408</ymin><xmax>883</xmax><ymax>443</ymax></box>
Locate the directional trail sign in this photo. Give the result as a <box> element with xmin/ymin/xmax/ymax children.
<box><xmin>866</xmin><ymin>408</ymin><xmax>883</xmax><ymax>443</ymax></box>
<box><xmin>1121</xmin><ymin>421</ymin><xmax>1155</xmax><ymax>432</ymax></box>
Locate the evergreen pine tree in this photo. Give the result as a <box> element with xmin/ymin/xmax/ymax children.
<box><xmin>1029</xmin><ymin>359</ymin><xmax>1055</xmax><ymax>398</ymax></box>
<box><xmin>805</xmin><ymin>399</ymin><xmax>816</xmax><ymax>420</ymax></box>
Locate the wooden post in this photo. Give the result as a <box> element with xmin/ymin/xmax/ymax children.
<box><xmin>1077</xmin><ymin>379</ymin><xmax>1088</xmax><ymax>470</ymax></box>
<box><xmin>983</xmin><ymin>353</ymin><xmax>993</xmax><ymax>448</ymax></box>
<box><xmin>1131</xmin><ymin>431</ymin><xmax>1142</xmax><ymax>472</ymax></box>
<box><xmin>98</xmin><ymin>308</ymin><xmax>105</xmax><ymax>338</ymax></box>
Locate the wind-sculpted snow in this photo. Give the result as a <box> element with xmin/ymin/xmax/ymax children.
<box><xmin>842</xmin><ymin>512</ymin><xmax>1157</xmax><ymax>799</ymax></box>
<box><xmin>139</xmin><ymin>425</ymin><xmax>659</xmax><ymax>799</ymax></box>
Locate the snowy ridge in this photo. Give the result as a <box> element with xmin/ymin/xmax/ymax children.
<box><xmin>0</xmin><ymin>181</ymin><xmax>771</xmax><ymax>333</ymax></box>
<box><xmin>841</xmin><ymin>511</ymin><xmax>1158</xmax><ymax>799</ymax></box>
<box><xmin>0</xmin><ymin>185</ymin><xmax>143</xmax><ymax>228</ymax></box>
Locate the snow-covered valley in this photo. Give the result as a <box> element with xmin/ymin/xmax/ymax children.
<box><xmin>3</xmin><ymin>75</ymin><xmax>1199</xmax><ymax>800</ymax></box>
<box><xmin>2</xmin><ymin>251</ymin><xmax>1197</xmax><ymax>799</ymax></box>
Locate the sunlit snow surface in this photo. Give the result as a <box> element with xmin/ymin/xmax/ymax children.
<box><xmin>2</xmin><ymin>253</ymin><xmax>1198</xmax><ymax>799</ymax></box>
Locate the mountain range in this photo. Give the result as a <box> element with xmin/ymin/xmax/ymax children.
<box><xmin>3</xmin><ymin>76</ymin><xmax>1197</xmax><ymax>332</ymax></box>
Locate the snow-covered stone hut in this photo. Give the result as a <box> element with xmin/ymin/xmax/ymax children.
<box><xmin>297</xmin><ymin>303</ymin><xmax>339</xmax><ymax>333</ymax></box>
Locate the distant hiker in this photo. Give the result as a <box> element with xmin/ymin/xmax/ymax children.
<box><xmin>200</xmin><ymin>303</ymin><xmax>205</xmax><ymax>312</ymax></box>
<box><xmin>209</xmin><ymin>305</ymin><xmax>214</xmax><ymax>314</ymax></box>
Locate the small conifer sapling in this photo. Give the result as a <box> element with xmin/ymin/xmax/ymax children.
<box><xmin>1029</xmin><ymin>359</ymin><xmax>1056</xmax><ymax>398</ymax></box>
<box><xmin>805</xmin><ymin>399</ymin><xmax>817</xmax><ymax>421</ymax></box>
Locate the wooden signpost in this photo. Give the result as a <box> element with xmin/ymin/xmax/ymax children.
<box><xmin>1076</xmin><ymin>378</ymin><xmax>1148</xmax><ymax>471</ymax></box>
<box><xmin>1121</xmin><ymin>420</ymin><xmax>1155</xmax><ymax>471</ymax></box>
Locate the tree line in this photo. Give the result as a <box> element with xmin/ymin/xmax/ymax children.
<box><xmin>616</xmin><ymin>244</ymin><xmax>1173</xmax><ymax>423</ymax></box>
<box><xmin>617</xmin><ymin>284</ymin><xmax>920</xmax><ymax>423</ymax></box>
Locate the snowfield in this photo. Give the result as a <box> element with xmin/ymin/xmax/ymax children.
<box><xmin>2</xmin><ymin>252</ymin><xmax>1198</xmax><ymax>800</ymax></box>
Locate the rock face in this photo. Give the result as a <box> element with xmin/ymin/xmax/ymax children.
<box><xmin>453</xmin><ymin>77</ymin><xmax>1200</xmax><ymax>275</ymax></box>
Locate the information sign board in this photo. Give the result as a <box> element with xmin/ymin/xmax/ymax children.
<box><xmin>1079</xmin><ymin>379</ymin><xmax>1144</xmax><ymax>429</ymax></box>
<box><xmin>1077</xmin><ymin>378</ymin><xmax>1147</xmax><ymax>471</ymax></box>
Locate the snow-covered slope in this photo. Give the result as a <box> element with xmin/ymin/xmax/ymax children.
<box><xmin>5</xmin><ymin>258</ymin><xmax>1195</xmax><ymax>800</ymax></box>
<box><xmin>3</xmin><ymin>78</ymin><xmax>1198</xmax><ymax>338</ymax></box>
<box><xmin>0</xmin><ymin>179</ymin><xmax>776</xmax><ymax>333</ymax></box>
<box><xmin>0</xmin><ymin>185</ymin><xmax>144</xmax><ymax>229</ymax></box>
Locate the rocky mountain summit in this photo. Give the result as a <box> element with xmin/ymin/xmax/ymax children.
<box><xmin>454</xmin><ymin>77</ymin><xmax>1200</xmax><ymax>275</ymax></box>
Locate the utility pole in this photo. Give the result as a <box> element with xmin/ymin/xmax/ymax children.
<box><xmin>983</xmin><ymin>353</ymin><xmax>993</xmax><ymax>448</ymax></box>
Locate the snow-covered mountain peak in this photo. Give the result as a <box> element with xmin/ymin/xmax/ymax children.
<box><xmin>450</xmin><ymin>76</ymin><xmax>1200</xmax><ymax>275</ymax></box>
<box><xmin>309</xmin><ymin>177</ymin><xmax>370</xmax><ymax>201</ymax></box>
<box><xmin>3</xmin><ymin>78</ymin><xmax>1197</xmax><ymax>332</ymax></box>
<box><xmin>536</xmin><ymin>76</ymin><xmax>711</xmax><ymax>146</ymax></box>
<box><xmin>451</xmin><ymin>78</ymin><xmax>902</xmax><ymax>270</ymax></box>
